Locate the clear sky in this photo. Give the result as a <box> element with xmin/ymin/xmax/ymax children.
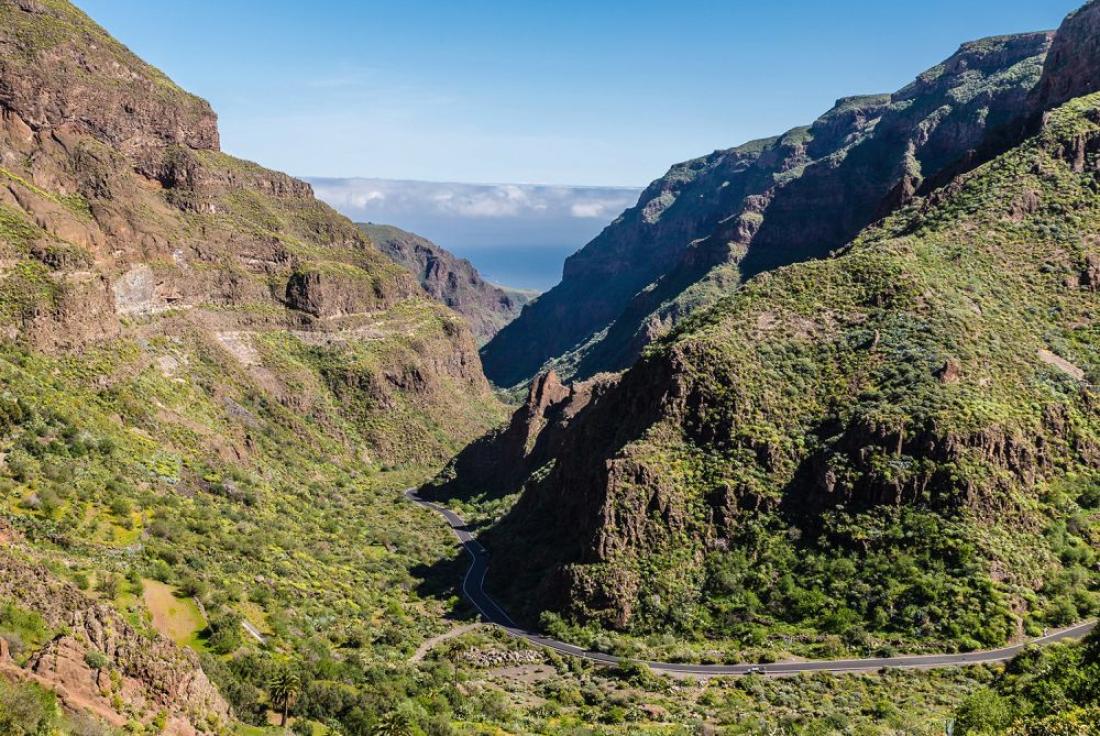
<box><xmin>76</xmin><ymin>0</ymin><xmax>1080</xmax><ymax>187</ymax></box>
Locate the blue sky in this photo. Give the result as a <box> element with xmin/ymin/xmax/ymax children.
<box><xmin>77</xmin><ymin>0</ymin><xmax>1079</xmax><ymax>187</ymax></box>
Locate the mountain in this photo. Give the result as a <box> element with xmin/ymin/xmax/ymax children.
<box><xmin>480</xmin><ymin>31</ymin><xmax>1056</xmax><ymax>388</ymax></box>
<box><xmin>436</xmin><ymin>2</ymin><xmax>1100</xmax><ymax>658</ymax></box>
<box><xmin>0</xmin><ymin>1</ymin><xmax>503</xmax><ymax>731</ymax></box>
<box><xmin>360</xmin><ymin>223</ymin><xmax>534</xmax><ymax>343</ymax></box>
<box><xmin>4</xmin><ymin>0</ymin><xmax>1100</xmax><ymax>733</ymax></box>
<box><xmin>0</xmin><ymin>1</ymin><xmax>500</xmax><ymax>464</ymax></box>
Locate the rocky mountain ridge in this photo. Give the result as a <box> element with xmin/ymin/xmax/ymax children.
<box><xmin>482</xmin><ymin>91</ymin><xmax>1100</xmax><ymax>642</ymax></box>
<box><xmin>481</xmin><ymin>30</ymin><xmax>1056</xmax><ymax>387</ymax></box>
<box><xmin>428</xmin><ymin>369</ymin><xmax>618</xmax><ymax>502</ymax></box>
<box><xmin>1035</xmin><ymin>0</ymin><xmax>1100</xmax><ymax>109</ymax></box>
<box><xmin>360</xmin><ymin>223</ymin><xmax>534</xmax><ymax>343</ymax></box>
<box><xmin>0</xmin><ymin>0</ymin><xmax>500</xmax><ymax>464</ymax></box>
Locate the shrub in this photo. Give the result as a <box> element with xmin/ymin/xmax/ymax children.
<box><xmin>608</xmin><ymin>659</ymin><xmax>661</xmax><ymax>689</ymax></box>
<box><xmin>83</xmin><ymin>650</ymin><xmax>110</xmax><ymax>671</ymax></box>
<box><xmin>96</xmin><ymin>574</ymin><xmax>121</xmax><ymax>600</ymax></box>
<box><xmin>0</xmin><ymin>603</ymin><xmax>50</xmax><ymax>659</ymax></box>
<box><xmin>177</xmin><ymin>575</ymin><xmax>207</xmax><ymax>599</ymax></box>
<box><xmin>126</xmin><ymin>569</ymin><xmax>143</xmax><ymax>595</ymax></box>
<box><xmin>109</xmin><ymin>497</ymin><xmax>131</xmax><ymax>518</ymax></box>
<box><xmin>956</xmin><ymin>689</ymin><xmax>1016</xmax><ymax>735</ymax></box>
<box><xmin>0</xmin><ymin>679</ymin><xmax>58</xmax><ymax>736</ymax></box>
<box><xmin>205</xmin><ymin>614</ymin><xmax>243</xmax><ymax>655</ymax></box>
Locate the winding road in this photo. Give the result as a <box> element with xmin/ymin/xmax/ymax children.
<box><xmin>406</xmin><ymin>489</ymin><xmax>1097</xmax><ymax>676</ymax></box>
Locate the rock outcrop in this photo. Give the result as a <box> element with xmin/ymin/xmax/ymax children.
<box><xmin>0</xmin><ymin>1</ymin><xmax>218</xmax><ymax>153</ymax></box>
<box><xmin>361</xmin><ymin>223</ymin><xmax>533</xmax><ymax>343</ymax></box>
<box><xmin>0</xmin><ymin>552</ymin><xmax>229</xmax><ymax>735</ymax></box>
<box><xmin>427</xmin><ymin>370</ymin><xmax>618</xmax><ymax>501</ymax></box>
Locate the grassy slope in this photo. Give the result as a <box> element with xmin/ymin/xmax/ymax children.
<box><xmin>142</xmin><ymin>579</ymin><xmax>206</xmax><ymax>648</ymax></box>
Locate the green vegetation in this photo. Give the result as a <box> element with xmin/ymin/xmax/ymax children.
<box><xmin>0</xmin><ymin>4</ymin><xmax>502</xmax><ymax>727</ymax></box>
<box><xmin>0</xmin><ymin>168</ymin><xmax>91</xmax><ymax>219</ymax></box>
<box><xmin>260</xmin><ymin>308</ymin><xmax>503</xmax><ymax>466</ymax></box>
<box><xmin>0</xmin><ymin>678</ymin><xmax>120</xmax><ymax>736</ymax></box>
<box><xmin>0</xmin><ymin>327</ymin><xmax>479</xmax><ymax>662</ymax></box>
<box><xmin>0</xmin><ymin>323</ymin><xmax>1007</xmax><ymax>732</ymax></box>
<box><xmin>484</xmin><ymin>92</ymin><xmax>1100</xmax><ymax>665</ymax></box>
<box><xmin>0</xmin><ymin>603</ymin><xmax>52</xmax><ymax>665</ymax></box>
<box><xmin>0</xmin><ymin>260</ymin><xmax>63</xmax><ymax>323</ymax></box>
<box><xmin>189</xmin><ymin>623</ymin><xmax>997</xmax><ymax>735</ymax></box>
<box><xmin>955</xmin><ymin>628</ymin><xmax>1099</xmax><ymax>734</ymax></box>
<box><xmin>1</xmin><ymin>0</ymin><xmax>1097</xmax><ymax>733</ymax></box>
<box><xmin>0</xmin><ymin>678</ymin><xmax>60</xmax><ymax>736</ymax></box>
<box><xmin>0</xmin><ymin>203</ymin><xmax>45</xmax><ymax>254</ymax></box>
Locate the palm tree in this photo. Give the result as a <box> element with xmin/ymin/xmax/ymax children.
<box><xmin>268</xmin><ymin>662</ymin><xmax>302</xmax><ymax>729</ymax></box>
<box><xmin>373</xmin><ymin>710</ymin><xmax>414</xmax><ymax>736</ymax></box>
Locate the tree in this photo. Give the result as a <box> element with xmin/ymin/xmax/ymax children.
<box><xmin>956</xmin><ymin>688</ymin><xmax>1016</xmax><ymax>735</ymax></box>
<box><xmin>373</xmin><ymin>710</ymin><xmax>414</xmax><ymax>736</ymax></box>
<box><xmin>205</xmin><ymin>613</ymin><xmax>243</xmax><ymax>655</ymax></box>
<box><xmin>268</xmin><ymin>662</ymin><xmax>302</xmax><ymax>729</ymax></box>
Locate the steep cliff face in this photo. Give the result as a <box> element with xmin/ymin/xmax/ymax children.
<box><xmin>1035</xmin><ymin>0</ymin><xmax>1100</xmax><ymax>109</ymax></box>
<box><xmin>481</xmin><ymin>32</ymin><xmax>1054</xmax><ymax>387</ymax></box>
<box><xmin>427</xmin><ymin>370</ymin><xmax>618</xmax><ymax>501</ymax></box>
<box><xmin>0</xmin><ymin>0</ymin><xmax>218</xmax><ymax>153</ymax></box>
<box><xmin>479</xmin><ymin>88</ymin><xmax>1100</xmax><ymax>648</ymax></box>
<box><xmin>736</xmin><ymin>32</ymin><xmax>1052</xmax><ymax>279</ymax></box>
<box><xmin>360</xmin><ymin>223</ymin><xmax>533</xmax><ymax>343</ymax></box>
<box><xmin>479</xmin><ymin>120</ymin><xmax>869</xmax><ymax>388</ymax></box>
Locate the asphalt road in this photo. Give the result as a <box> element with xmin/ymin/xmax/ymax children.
<box><xmin>406</xmin><ymin>488</ymin><xmax>1097</xmax><ymax>676</ymax></box>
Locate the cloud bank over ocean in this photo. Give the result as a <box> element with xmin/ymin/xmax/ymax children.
<box><xmin>308</xmin><ymin>178</ymin><xmax>642</xmax><ymax>291</ymax></box>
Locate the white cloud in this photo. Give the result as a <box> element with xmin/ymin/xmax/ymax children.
<box><xmin>570</xmin><ymin>202</ymin><xmax>609</xmax><ymax>218</ymax></box>
<box><xmin>308</xmin><ymin>177</ymin><xmax>642</xmax><ymax>223</ymax></box>
<box><xmin>433</xmin><ymin>184</ymin><xmax>536</xmax><ymax>218</ymax></box>
<box><xmin>451</xmin><ymin>197</ymin><xmax>522</xmax><ymax>217</ymax></box>
<box><xmin>352</xmin><ymin>191</ymin><xmax>386</xmax><ymax>207</ymax></box>
<box><xmin>310</xmin><ymin>183</ymin><xmax>384</xmax><ymax>209</ymax></box>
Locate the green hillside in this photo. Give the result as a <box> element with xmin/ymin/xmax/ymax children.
<box><xmin>484</xmin><ymin>90</ymin><xmax>1100</xmax><ymax>662</ymax></box>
